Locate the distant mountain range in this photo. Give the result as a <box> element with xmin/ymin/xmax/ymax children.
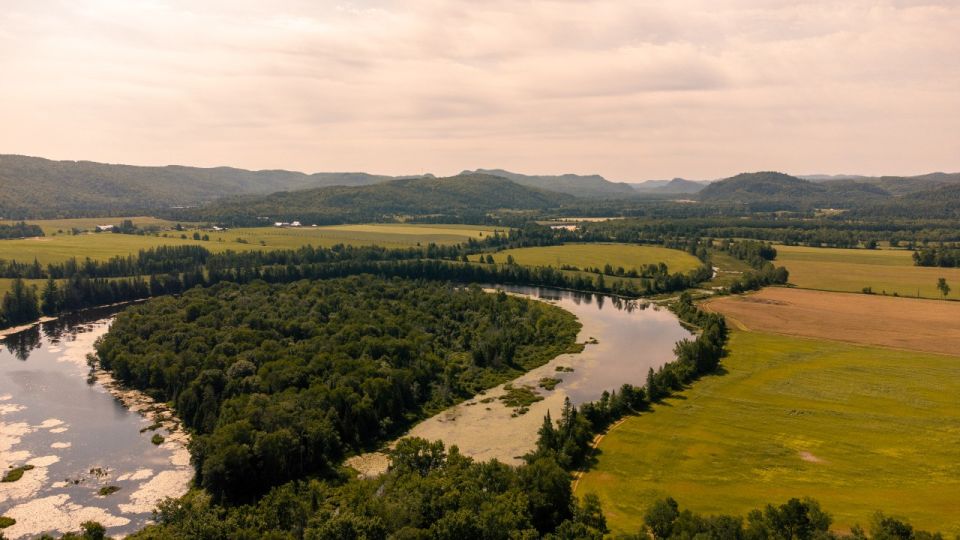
<box><xmin>0</xmin><ymin>154</ymin><xmax>434</xmax><ymax>218</ymax></box>
<box><xmin>697</xmin><ymin>171</ymin><xmax>960</xmax><ymax>214</ymax></box>
<box><xmin>459</xmin><ymin>169</ymin><xmax>636</xmax><ymax>198</ymax></box>
<box><xmin>1</xmin><ymin>153</ymin><xmax>958</xmax><ymax>219</ymax></box>
<box><xmin>630</xmin><ymin>178</ymin><xmax>711</xmax><ymax>195</ymax></box>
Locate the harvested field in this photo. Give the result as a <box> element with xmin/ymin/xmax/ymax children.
<box><xmin>705</xmin><ymin>287</ymin><xmax>960</xmax><ymax>356</ymax></box>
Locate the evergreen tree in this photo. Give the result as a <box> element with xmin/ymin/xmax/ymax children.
<box><xmin>41</xmin><ymin>278</ymin><xmax>61</xmax><ymax>316</ymax></box>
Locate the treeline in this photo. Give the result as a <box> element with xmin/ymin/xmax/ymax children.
<box><xmin>237</xmin><ymin>258</ymin><xmax>714</xmax><ymax>299</ymax></box>
<box><xmin>912</xmin><ymin>247</ymin><xmax>960</xmax><ymax>267</ymax></box>
<box><xmin>0</xmin><ymin>221</ymin><xmax>43</xmax><ymax>239</ymax></box>
<box><xmin>123</xmin><ymin>437</ymin><xmax>608</xmax><ymax>540</ymax></box>
<box><xmin>576</xmin><ymin>216</ymin><xmax>960</xmax><ymax>247</ymax></box>
<box><xmin>528</xmin><ymin>292</ymin><xmax>727</xmax><ymax>470</ymax></box>
<box><xmin>715</xmin><ymin>239</ymin><xmax>790</xmax><ymax>294</ymax></box>
<box><xmin>632</xmin><ymin>497</ymin><xmax>947</xmax><ymax>540</ymax></box>
<box><xmin>95</xmin><ymin>277</ymin><xmax>581</xmax><ymax>503</ymax></box>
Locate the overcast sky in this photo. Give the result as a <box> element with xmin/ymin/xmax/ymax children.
<box><xmin>1</xmin><ymin>1</ymin><xmax>958</xmax><ymax>180</ymax></box>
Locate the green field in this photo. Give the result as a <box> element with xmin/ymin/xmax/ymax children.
<box><xmin>2</xmin><ymin>216</ymin><xmax>181</xmax><ymax>235</ymax></box>
<box><xmin>470</xmin><ymin>243</ymin><xmax>703</xmax><ymax>274</ymax></box>
<box><xmin>225</xmin><ymin>224</ymin><xmax>504</xmax><ymax>250</ymax></box>
<box><xmin>0</xmin><ymin>223</ymin><xmax>504</xmax><ymax>265</ymax></box>
<box><xmin>576</xmin><ymin>330</ymin><xmax>960</xmax><ymax>536</ymax></box>
<box><xmin>777</xmin><ymin>245</ymin><xmax>960</xmax><ymax>299</ymax></box>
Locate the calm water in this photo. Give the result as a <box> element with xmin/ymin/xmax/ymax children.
<box><xmin>494</xmin><ymin>285</ymin><xmax>694</xmax><ymax>404</ymax></box>
<box><xmin>401</xmin><ymin>285</ymin><xmax>694</xmax><ymax>465</ymax></box>
<box><xmin>0</xmin><ymin>307</ymin><xmax>190</xmax><ymax>539</ymax></box>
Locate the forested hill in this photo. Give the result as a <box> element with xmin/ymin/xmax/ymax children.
<box><xmin>0</xmin><ymin>154</ymin><xmax>428</xmax><ymax>218</ymax></box>
<box><xmin>849</xmin><ymin>183</ymin><xmax>960</xmax><ymax>219</ymax></box>
<box><xmin>697</xmin><ymin>171</ymin><xmax>890</xmax><ymax>210</ymax></box>
<box><xmin>460</xmin><ymin>168</ymin><xmax>637</xmax><ymax>198</ymax></box>
<box><xmin>174</xmin><ymin>173</ymin><xmax>574</xmax><ymax>225</ymax></box>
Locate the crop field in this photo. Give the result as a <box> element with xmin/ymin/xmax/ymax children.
<box><xmin>0</xmin><ymin>223</ymin><xmax>504</xmax><ymax>265</ymax></box>
<box><xmin>470</xmin><ymin>243</ymin><xmax>703</xmax><ymax>274</ymax></box>
<box><xmin>575</xmin><ymin>330</ymin><xmax>960</xmax><ymax>536</ymax></box>
<box><xmin>705</xmin><ymin>287</ymin><xmax>960</xmax><ymax>356</ymax></box>
<box><xmin>776</xmin><ymin>245</ymin><xmax>960</xmax><ymax>299</ymax></box>
<box><xmin>2</xmin><ymin>216</ymin><xmax>181</xmax><ymax>235</ymax></box>
<box><xmin>225</xmin><ymin>224</ymin><xmax>504</xmax><ymax>249</ymax></box>
<box><xmin>0</xmin><ymin>234</ymin><xmax>216</xmax><ymax>265</ymax></box>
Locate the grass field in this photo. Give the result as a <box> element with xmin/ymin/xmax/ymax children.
<box><xmin>776</xmin><ymin>245</ymin><xmax>960</xmax><ymax>299</ymax></box>
<box><xmin>705</xmin><ymin>287</ymin><xmax>960</xmax><ymax>356</ymax></box>
<box><xmin>470</xmin><ymin>243</ymin><xmax>703</xmax><ymax>274</ymax></box>
<box><xmin>575</xmin><ymin>330</ymin><xmax>960</xmax><ymax>536</ymax></box>
<box><xmin>225</xmin><ymin>224</ymin><xmax>504</xmax><ymax>250</ymax></box>
<box><xmin>0</xmin><ymin>224</ymin><xmax>504</xmax><ymax>265</ymax></box>
<box><xmin>1</xmin><ymin>216</ymin><xmax>181</xmax><ymax>235</ymax></box>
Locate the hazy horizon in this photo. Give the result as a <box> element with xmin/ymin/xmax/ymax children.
<box><xmin>2</xmin><ymin>1</ymin><xmax>958</xmax><ymax>180</ymax></box>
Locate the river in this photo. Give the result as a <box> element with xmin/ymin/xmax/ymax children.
<box><xmin>348</xmin><ymin>285</ymin><xmax>693</xmax><ymax>474</ymax></box>
<box><xmin>0</xmin><ymin>307</ymin><xmax>192</xmax><ymax>539</ymax></box>
<box><xmin>1</xmin><ymin>285</ymin><xmax>693</xmax><ymax>535</ymax></box>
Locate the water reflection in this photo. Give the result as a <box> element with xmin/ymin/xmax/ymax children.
<box><xmin>1</xmin><ymin>304</ymin><xmax>136</xmax><ymax>363</ymax></box>
<box><xmin>0</xmin><ymin>300</ymin><xmax>186</xmax><ymax>539</ymax></box>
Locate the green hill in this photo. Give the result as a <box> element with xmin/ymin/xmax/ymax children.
<box><xmin>0</xmin><ymin>154</ymin><xmax>424</xmax><ymax>218</ymax></box>
<box><xmin>698</xmin><ymin>171</ymin><xmax>890</xmax><ymax>209</ymax></box>
<box><xmin>460</xmin><ymin>168</ymin><xmax>636</xmax><ymax>198</ymax></box>
<box><xmin>180</xmin><ymin>173</ymin><xmax>573</xmax><ymax>224</ymax></box>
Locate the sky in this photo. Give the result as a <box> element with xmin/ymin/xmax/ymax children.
<box><xmin>1</xmin><ymin>0</ymin><xmax>958</xmax><ymax>181</ymax></box>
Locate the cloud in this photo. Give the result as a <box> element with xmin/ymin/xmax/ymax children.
<box><xmin>0</xmin><ymin>0</ymin><xmax>957</xmax><ymax>179</ymax></box>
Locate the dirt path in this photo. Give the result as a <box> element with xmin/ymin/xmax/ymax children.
<box><xmin>571</xmin><ymin>417</ymin><xmax>628</xmax><ymax>493</ymax></box>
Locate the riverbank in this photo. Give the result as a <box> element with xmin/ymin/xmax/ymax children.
<box><xmin>0</xmin><ymin>317</ymin><xmax>56</xmax><ymax>339</ymax></box>
<box><xmin>347</xmin><ymin>285</ymin><xmax>692</xmax><ymax>477</ymax></box>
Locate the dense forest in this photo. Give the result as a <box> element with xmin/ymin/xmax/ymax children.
<box><xmin>95</xmin><ymin>277</ymin><xmax>581</xmax><ymax>502</ymax></box>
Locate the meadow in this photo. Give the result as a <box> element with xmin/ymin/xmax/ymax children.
<box><xmin>470</xmin><ymin>243</ymin><xmax>703</xmax><ymax>274</ymax></box>
<box><xmin>575</xmin><ymin>330</ymin><xmax>960</xmax><ymax>536</ymax></box>
<box><xmin>1</xmin><ymin>216</ymin><xmax>180</xmax><ymax>235</ymax></box>
<box><xmin>0</xmin><ymin>222</ymin><xmax>503</xmax><ymax>265</ymax></box>
<box><xmin>776</xmin><ymin>245</ymin><xmax>960</xmax><ymax>299</ymax></box>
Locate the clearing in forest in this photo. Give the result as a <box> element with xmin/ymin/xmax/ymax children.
<box><xmin>575</xmin><ymin>330</ymin><xmax>960</xmax><ymax>536</ymax></box>
<box><xmin>704</xmin><ymin>287</ymin><xmax>960</xmax><ymax>356</ymax></box>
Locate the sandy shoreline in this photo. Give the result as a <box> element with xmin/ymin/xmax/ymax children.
<box><xmin>0</xmin><ymin>317</ymin><xmax>56</xmax><ymax>339</ymax></box>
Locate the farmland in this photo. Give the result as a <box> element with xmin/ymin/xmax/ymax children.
<box><xmin>0</xmin><ymin>222</ymin><xmax>503</xmax><ymax>265</ymax></box>
<box><xmin>1</xmin><ymin>216</ymin><xmax>180</xmax><ymax>235</ymax></box>
<box><xmin>776</xmin><ymin>245</ymin><xmax>960</xmax><ymax>299</ymax></box>
<box><xmin>470</xmin><ymin>243</ymin><xmax>703</xmax><ymax>274</ymax></box>
<box><xmin>575</xmin><ymin>330</ymin><xmax>960</xmax><ymax>536</ymax></box>
<box><xmin>705</xmin><ymin>287</ymin><xmax>960</xmax><ymax>356</ymax></box>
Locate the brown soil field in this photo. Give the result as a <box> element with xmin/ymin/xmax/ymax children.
<box><xmin>705</xmin><ymin>287</ymin><xmax>960</xmax><ymax>356</ymax></box>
